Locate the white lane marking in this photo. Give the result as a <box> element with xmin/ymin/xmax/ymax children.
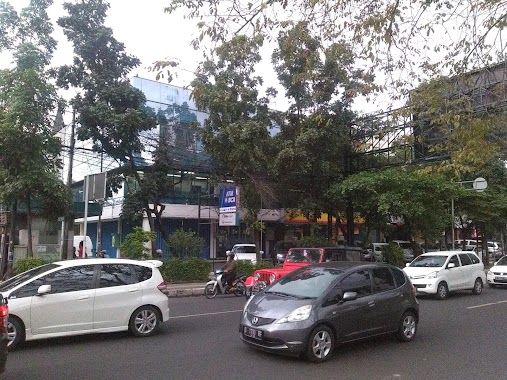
<box><xmin>467</xmin><ymin>300</ymin><xmax>507</xmax><ymax>309</ymax></box>
<box><xmin>170</xmin><ymin>310</ymin><xmax>243</xmax><ymax>319</ymax></box>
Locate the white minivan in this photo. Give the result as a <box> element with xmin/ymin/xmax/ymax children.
<box><xmin>73</xmin><ymin>235</ymin><xmax>93</xmax><ymax>258</ymax></box>
<box><xmin>403</xmin><ymin>251</ymin><xmax>485</xmax><ymax>299</ymax></box>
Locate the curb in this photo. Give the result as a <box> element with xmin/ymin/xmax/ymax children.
<box><xmin>166</xmin><ymin>287</ymin><xmax>205</xmax><ymax>298</ymax></box>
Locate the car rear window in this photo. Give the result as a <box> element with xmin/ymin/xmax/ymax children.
<box><xmin>391</xmin><ymin>267</ymin><xmax>406</xmax><ymax>287</ymax></box>
<box><xmin>133</xmin><ymin>265</ymin><xmax>153</xmax><ymax>282</ymax></box>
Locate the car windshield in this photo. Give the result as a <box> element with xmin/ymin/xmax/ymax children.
<box><xmin>235</xmin><ymin>246</ymin><xmax>256</xmax><ymax>254</ymax></box>
<box><xmin>408</xmin><ymin>255</ymin><xmax>447</xmax><ymax>268</ymax></box>
<box><xmin>0</xmin><ymin>263</ymin><xmax>59</xmax><ymax>292</ymax></box>
<box><xmin>266</xmin><ymin>267</ymin><xmax>344</xmax><ymax>298</ymax></box>
<box><xmin>286</xmin><ymin>249</ymin><xmax>320</xmax><ymax>263</ymax></box>
<box><xmin>496</xmin><ymin>256</ymin><xmax>507</xmax><ymax>266</ymax></box>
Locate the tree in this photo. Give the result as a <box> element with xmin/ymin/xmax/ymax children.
<box><xmin>119</xmin><ymin>227</ymin><xmax>155</xmax><ymax>260</ymax></box>
<box><xmin>191</xmin><ymin>35</ymin><xmax>277</xmax><ymax>261</ymax></box>
<box><xmin>166</xmin><ymin>228</ymin><xmax>204</xmax><ymax>258</ymax></box>
<box><xmin>334</xmin><ymin>168</ymin><xmax>461</xmax><ymax>247</ymax></box>
<box><xmin>56</xmin><ymin>0</ymin><xmax>168</xmax><ymax>255</ymax></box>
<box><xmin>0</xmin><ymin>0</ymin><xmax>69</xmax><ymax>258</ymax></box>
<box><xmin>164</xmin><ymin>0</ymin><xmax>507</xmax><ymax>94</ymax></box>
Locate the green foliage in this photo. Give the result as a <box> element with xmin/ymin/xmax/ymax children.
<box><xmin>382</xmin><ymin>243</ymin><xmax>405</xmax><ymax>268</ymax></box>
<box><xmin>14</xmin><ymin>257</ymin><xmax>46</xmax><ymax>275</ymax></box>
<box><xmin>296</xmin><ymin>235</ymin><xmax>330</xmax><ymax>248</ymax></box>
<box><xmin>166</xmin><ymin>228</ymin><xmax>204</xmax><ymax>258</ymax></box>
<box><xmin>159</xmin><ymin>258</ymin><xmax>211</xmax><ymax>282</ymax></box>
<box><xmin>235</xmin><ymin>260</ymin><xmax>275</xmax><ymax>277</ymax></box>
<box><xmin>119</xmin><ymin>227</ymin><xmax>156</xmax><ymax>259</ymax></box>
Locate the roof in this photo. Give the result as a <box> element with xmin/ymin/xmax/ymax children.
<box><xmin>419</xmin><ymin>251</ymin><xmax>472</xmax><ymax>256</ymax></box>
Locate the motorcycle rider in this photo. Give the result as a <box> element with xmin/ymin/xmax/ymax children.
<box><xmin>223</xmin><ymin>251</ymin><xmax>237</xmax><ymax>291</ymax></box>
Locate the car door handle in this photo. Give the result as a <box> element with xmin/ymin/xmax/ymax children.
<box><xmin>128</xmin><ymin>288</ymin><xmax>140</xmax><ymax>292</ymax></box>
<box><xmin>78</xmin><ymin>295</ymin><xmax>90</xmax><ymax>300</ymax></box>
<box><xmin>368</xmin><ymin>301</ymin><xmax>375</xmax><ymax>307</ymax></box>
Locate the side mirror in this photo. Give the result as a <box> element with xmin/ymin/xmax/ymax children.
<box><xmin>37</xmin><ymin>284</ymin><xmax>51</xmax><ymax>296</ymax></box>
<box><xmin>342</xmin><ymin>291</ymin><xmax>358</xmax><ymax>302</ymax></box>
<box><xmin>447</xmin><ymin>262</ymin><xmax>456</xmax><ymax>269</ymax></box>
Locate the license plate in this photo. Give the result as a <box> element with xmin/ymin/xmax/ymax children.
<box><xmin>243</xmin><ymin>326</ymin><xmax>263</xmax><ymax>340</ymax></box>
<box><xmin>495</xmin><ymin>276</ymin><xmax>507</xmax><ymax>282</ymax></box>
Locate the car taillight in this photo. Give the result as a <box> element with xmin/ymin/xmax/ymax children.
<box><xmin>0</xmin><ymin>305</ymin><xmax>8</xmax><ymax>334</ymax></box>
<box><xmin>157</xmin><ymin>282</ymin><xmax>170</xmax><ymax>296</ymax></box>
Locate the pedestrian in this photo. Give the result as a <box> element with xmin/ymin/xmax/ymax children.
<box><xmin>78</xmin><ymin>241</ymin><xmax>84</xmax><ymax>258</ymax></box>
<box><xmin>99</xmin><ymin>249</ymin><xmax>109</xmax><ymax>258</ymax></box>
<box><xmin>155</xmin><ymin>249</ymin><xmax>163</xmax><ymax>258</ymax></box>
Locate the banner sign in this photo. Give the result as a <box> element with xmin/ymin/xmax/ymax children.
<box><xmin>219</xmin><ymin>187</ymin><xmax>238</xmax><ymax>213</ymax></box>
<box><xmin>219</xmin><ymin>212</ymin><xmax>239</xmax><ymax>226</ymax></box>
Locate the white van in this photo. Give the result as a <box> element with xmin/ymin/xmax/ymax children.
<box><xmin>73</xmin><ymin>235</ymin><xmax>93</xmax><ymax>258</ymax></box>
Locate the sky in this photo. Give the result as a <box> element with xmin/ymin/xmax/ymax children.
<box><xmin>0</xmin><ymin>0</ymin><xmax>396</xmax><ymax>183</ymax></box>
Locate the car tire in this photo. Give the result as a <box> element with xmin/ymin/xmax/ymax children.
<box><xmin>472</xmin><ymin>278</ymin><xmax>483</xmax><ymax>294</ymax></box>
<box><xmin>129</xmin><ymin>306</ymin><xmax>160</xmax><ymax>337</ymax></box>
<box><xmin>435</xmin><ymin>282</ymin><xmax>448</xmax><ymax>300</ymax></box>
<box><xmin>204</xmin><ymin>284</ymin><xmax>218</xmax><ymax>299</ymax></box>
<box><xmin>305</xmin><ymin>325</ymin><xmax>334</xmax><ymax>363</ymax></box>
<box><xmin>396</xmin><ymin>311</ymin><xmax>417</xmax><ymax>342</ymax></box>
<box><xmin>7</xmin><ymin>316</ymin><xmax>24</xmax><ymax>351</ymax></box>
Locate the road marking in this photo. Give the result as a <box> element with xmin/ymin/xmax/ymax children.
<box><xmin>467</xmin><ymin>300</ymin><xmax>507</xmax><ymax>309</ymax></box>
<box><xmin>169</xmin><ymin>310</ymin><xmax>243</xmax><ymax>319</ymax></box>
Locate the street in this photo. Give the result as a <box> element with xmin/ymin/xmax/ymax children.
<box><xmin>3</xmin><ymin>287</ymin><xmax>507</xmax><ymax>380</ymax></box>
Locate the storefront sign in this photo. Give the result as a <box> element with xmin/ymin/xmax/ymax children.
<box><xmin>219</xmin><ymin>187</ymin><xmax>239</xmax><ymax>213</ymax></box>
<box><xmin>219</xmin><ymin>212</ymin><xmax>239</xmax><ymax>226</ymax></box>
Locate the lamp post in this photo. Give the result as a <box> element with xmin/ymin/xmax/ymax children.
<box><xmin>451</xmin><ymin>177</ymin><xmax>487</xmax><ymax>250</ymax></box>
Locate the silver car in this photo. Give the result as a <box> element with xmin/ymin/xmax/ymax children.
<box><xmin>240</xmin><ymin>262</ymin><xmax>419</xmax><ymax>362</ymax></box>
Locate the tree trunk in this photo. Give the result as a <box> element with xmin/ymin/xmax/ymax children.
<box><xmin>27</xmin><ymin>199</ymin><xmax>33</xmax><ymax>257</ymax></box>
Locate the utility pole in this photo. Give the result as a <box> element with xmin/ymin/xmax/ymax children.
<box><xmin>61</xmin><ymin>109</ymin><xmax>76</xmax><ymax>260</ymax></box>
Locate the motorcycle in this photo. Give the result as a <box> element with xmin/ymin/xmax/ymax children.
<box><xmin>204</xmin><ymin>269</ymin><xmax>247</xmax><ymax>298</ymax></box>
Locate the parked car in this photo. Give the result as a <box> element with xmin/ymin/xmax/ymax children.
<box><xmin>228</xmin><ymin>244</ymin><xmax>259</xmax><ymax>264</ymax></box>
<box><xmin>391</xmin><ymin>240</ymin><xmax>415</xmax><ymax>262</ymax></box>
<box><xmin>240</xmin><ymin>262</ymin><xmax>419</xmax><ymax>362</ymax></box>
<box><xmin>486</xmin><ymin>256</ymin><xmax>507</xmax><ymax>287</ymax></box>
<box><xmin>366</xmin><ymin>243</ymin><xmax>389</xmax><ymax>262</ymax></box>
<box><xmin>0</xmin><ymin>296</ymin><xmax>8</xmax><ymax>374</ymax></box>
<box><xmin>403</xmin><ymin>251</ymin><xmax>485</xmax><ymax>299</ymax></box>
<box><xmin>0</xmin><ymin>259</ymin><xmax>170</xmax><ymax>350</ymax></box>
<box><xmin>245</xmin><ymin>246</ymin><xmax>364</xmax><ymax>296</ymax></box>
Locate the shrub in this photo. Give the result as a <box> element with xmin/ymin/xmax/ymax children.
<box><xmin>14</xmin><ymin>257</ymin><xmax>46</xmax><ymax>274</ymax></box>
<box><xmin>382</xmin><ymin>243</ymin><xmax>405</xmax><ymax>267</ymax></box>
<box><xmin>160</xmin><ymin>258</ymin><xmax>211</xmax><ymax>282</ymax></box>
<box><xmin>166</xmin><ymin>228</ymin><xmax>204</xmax><ymax>258</ymax></box>
<box><xmin>119</xmin><ymin>227</ymin><xmax>156</xmax><ymax>259</ymax></box>
<box><xmin>236</xmin><ymin>260</ymin><xmax>275</xmax><ymax>277</ymax></box>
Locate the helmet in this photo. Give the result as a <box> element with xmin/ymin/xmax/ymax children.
<box><xmin>226</xmin><ymin>251</ymin><xmax>235</xmax><ymax>257</ymax></box>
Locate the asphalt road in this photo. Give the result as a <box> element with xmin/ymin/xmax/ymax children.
<box><xmin>3</xmin><ymin>287</ymin><xmax>507</xmax><ymax>380</ymax></box>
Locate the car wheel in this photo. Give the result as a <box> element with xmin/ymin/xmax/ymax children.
<box><xmin>472</xmin><ymin>278</ymin><xmax>483</xmax><ymax>294</ymax></box>
<box><xmin>435</xmin><ymin>282</ymin><xmax>448</xmax><ymax>300</ymax></box>
<box><xmin>7</xmin><ymin>316</ymin><xmax>24</xmax><ymax>351</ymax></box>
<box><xmin>129</xmin><ymin>306</ymin><xmax>160</xmax><ymax>337</ymax></box>
<box><xmin>234</xmin><ymin>281</ymin><xmax>246</xmax><ymax>297</ymax></box>
<box><xmin>305</xmin><ymin>325</ymin><xmax>334</xmax><ymax>363</ymax></box>
<box><xmin>397</xmin><ymin>311</ymin><xmax>417</xmax><ymax>342</ymax></box>
<box><xmin>204</xmin><ymin>284</ymin><xmax>218</xmax><ymax>299</ymax></box>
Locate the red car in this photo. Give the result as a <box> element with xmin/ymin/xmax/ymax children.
<box><xmin>245</xmin><ymin>246</ymin><xmax>364</xmax><ymax>296</ymax></box>
<box><xmin>0</xmin><ymin>296</ymin><xmax>7</xmax><ymax>373</ymax></box>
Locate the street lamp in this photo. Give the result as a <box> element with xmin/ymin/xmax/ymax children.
<box><xmin>451</xmin><ymin>177</ymin><xmax>488</xmax><ymax>250</ymax></box>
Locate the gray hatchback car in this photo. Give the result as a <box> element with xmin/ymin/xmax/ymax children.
<box><xmin>240</xmin><ymin>262</ymin><xmax>419</xmax><ymax>362</ymax></box>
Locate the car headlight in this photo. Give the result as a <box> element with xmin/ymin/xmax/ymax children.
<box><xmin>426</xmin><ymin>271</ymin><xmax>438</xmax><ymax>279</ymax></box>
<box><xmin>269</xmin><ymin>273</ymin><xmax>276</xmax><ymax>283</ymax></box>
<box><xmin>253</xmin><ymin>272</ymin><xmax>260</xmax><ymax>281</ymax></box>
<box><xmin>487</xmin><ymin>271</ymin><xmax>494</xmax><ymax>276</ymax></box>
<box><xmin>276</xmin><ymin>305</ymin><xmax>312</xmax><ymax>324</ymax></box>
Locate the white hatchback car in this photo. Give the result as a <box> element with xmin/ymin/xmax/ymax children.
<box><xmin>486</xmin><ymin>256</ymin><xmax>507</xmax><ymax>287</ymax></box>
<box><xmin>403</xmin><ymin>251</ymin><xmax>485</xmax><ymax>299</ymax></box>
<box><xmin>0</xmin><ymin>259</ymin><xmax>170</xmax><ymax>349</ymax></box>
